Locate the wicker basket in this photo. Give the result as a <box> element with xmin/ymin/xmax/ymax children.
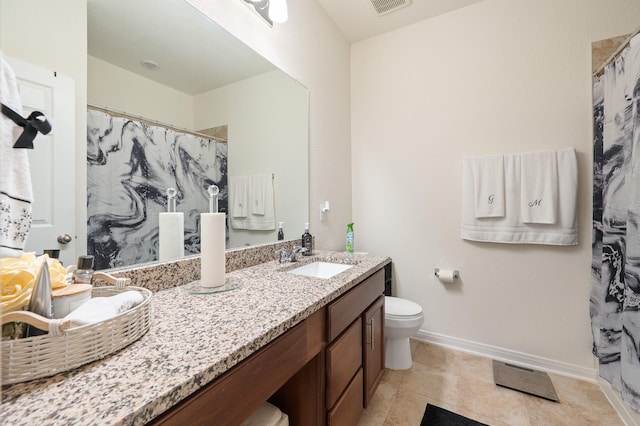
<box><xmin>1</xmin><ymin>285</ymin><xmax>152</xmax><ymax>385</ymax></box>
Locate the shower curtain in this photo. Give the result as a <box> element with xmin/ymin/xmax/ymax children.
<box><xmin>86</xmin><ymin>109</ymin><xmax>228</xmax><ymax>270</ymax></box>
<box><xmin>591</xmin><ymin>34</ymin><xmax>640</xmax><ymax>410</ymax></box>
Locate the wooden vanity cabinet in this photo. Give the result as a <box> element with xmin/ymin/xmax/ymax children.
<box><xmin>149</xmin><ymin>266</ymin><xmax>387</xmax><ymax>426</ymax></box>
<box><xmin>325</xmin><ymin>268</ymin><xmax>385</xmax><ymax>424</ymax></box>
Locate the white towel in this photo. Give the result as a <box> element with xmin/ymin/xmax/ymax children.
<box><xmin>230</xmin><ymin>174</ymin><xmax>275</xmax><ymax>231</ymax></box>
<box><xmin>0</xmin><ymin>52</ymin><xmax>33</xmax><ymax>258</ymax></box>
<box><xmin>466</xmin><ymin>155</ymin><xmax>505</xmax><ymax>218</ymax></box>
<box><xmin>520</xmin><ymin>150</ymin><xmax>558</xmax><ymax>224</ymax></box>
<box><xmin>461</xmin><ymin>148</ymin><xmax>578</xmax><ymax>246</ymax></box>
<box><xmin>64</xmin><ymin>290</ymin><xmax>144</xmax><ymax>326</ymax></box>
<box><xmin>555</xmin><ymin>147</ymin><xmax>578</xmax><ymax>229</ymax></box>
<box><xmin>250</xmin><ymin>175</ymin><xmax>270</xmax><ymax>215</ymax></box>
<box><xmin>230</xmin><ymin>176</ymin><xmax>248</xmax><ymax>218</ymax></box>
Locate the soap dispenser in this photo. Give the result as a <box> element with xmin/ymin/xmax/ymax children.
<box><xmin>301</xmin><ymin>223</ymin><xmax>313</xmax><ymax>256</ymax></box>
<box><xmin>277</xmin><ymin>222</ymin><xmax>285</xmax><ymax>240</ymax></box>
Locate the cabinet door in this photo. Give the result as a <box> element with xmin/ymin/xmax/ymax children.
<box><xmin>363</xmin><ymin>295</ymin><xmax>385</xmax><ymax>408</ymax></box>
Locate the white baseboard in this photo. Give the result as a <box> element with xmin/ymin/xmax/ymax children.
<box><xmin>413</xmin><ymin>330</ymin><xmax>597</xmax><ymax>383</ymax></box>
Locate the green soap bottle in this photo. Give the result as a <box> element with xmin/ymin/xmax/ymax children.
<box><xmin>346</xmin><ymin>223</ymin><xmax>354</xmax><ymax>254</ymax></box>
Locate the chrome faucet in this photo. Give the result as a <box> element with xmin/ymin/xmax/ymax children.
<box><xmin>277</xmin><ymin>246</ymin><xmax>307</xmax><ymax>263</ymax></box>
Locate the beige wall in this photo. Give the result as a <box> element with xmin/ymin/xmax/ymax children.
<box><xmin>351</xmin><ymin>0</ymin><xmax>640</xmax><ymax>375</ymax></box>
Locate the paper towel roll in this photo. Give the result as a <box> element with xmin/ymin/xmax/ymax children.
<box><xmin>200</xmin><ymin>212</ymin><xmax>226</xmax><ymax>287</ymax></box>
<box><xmin>159</xmin><ymin>212</ymin><xmax>184</xmax><ymax>261</ymax></box>
<box><xmin>436</xmin><ymin>269</ymin><xmax>457</xmax><ymax>283</ymax></box>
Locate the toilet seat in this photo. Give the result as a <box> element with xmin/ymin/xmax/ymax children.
<box><xmin>386</xmin><ymin>312</ymin><xmax>423</xmax><ymax>320</ymax></box>
<box><xmin>385</xmin><ymin>296</ymin><xmax>422</xmax><ymax>317</ymax></box>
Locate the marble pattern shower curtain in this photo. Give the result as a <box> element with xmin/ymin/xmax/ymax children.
<box><xmin>86</xmin><ymin>109</ymin><xmax>227</xmax><ymax>270</ymax></box>
<box><xmin>591</xmin><ymin>35</ymin><xmax>640</xmax><ymax>409</ymax></box>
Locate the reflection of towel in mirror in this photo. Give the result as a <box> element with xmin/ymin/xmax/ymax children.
<box><xmin>64</xmin><ymin>290</ymin><xmax>144</xmax><ymax>326</ymax></box>
<box><xmin>230</xmin><ymin>176</ymin><xmax>249</xmax><ymax>218</ymax></box>
<box><xmin>0</xmin><ymin>52</ymin><xmax>33</xmax><ymax>258</ymax></box>
<box><xmin>230</xmin><ymin>175</ymin><xmax>275</xmax><ymax>230</ymax></box>
<box><xmin>251</xmin><ymin>175</ymin><xmax>270</xmax><ymax>215</ymax></box>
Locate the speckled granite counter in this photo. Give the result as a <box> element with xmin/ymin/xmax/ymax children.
<box><xmin>1</xmin><ymin>250</ymin><xmax>390</xmax><ymax>426</ymax></box>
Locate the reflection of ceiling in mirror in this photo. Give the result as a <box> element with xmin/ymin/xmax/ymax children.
<box><xmin>87</xmin><ymin>0</ymin><xmax>276</xmax><ymax>95</ymax></box>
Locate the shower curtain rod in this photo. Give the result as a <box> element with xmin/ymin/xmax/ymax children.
<box><xmin>87</xmin><ymin>103</ymin><xmax>227</xmax><ymax>143</ymax></box>
<box><xmin>593</xmin><ymin>25</ymin><xmax>640</xmax><ymax>78</ymax></box>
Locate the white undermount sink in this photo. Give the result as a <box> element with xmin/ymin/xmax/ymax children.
<box><xmin>287</xmin><ymin>262</ymin><xmax>354</xmax><ymax>279</ymax></box>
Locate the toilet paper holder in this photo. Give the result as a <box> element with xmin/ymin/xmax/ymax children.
<box><xmin>434</xmin><ymin>269</ymin><xmax>459</xmax><ymax>279</ymax></box>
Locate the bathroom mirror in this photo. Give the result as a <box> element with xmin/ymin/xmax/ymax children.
<box><xmin>91</xmin><ymin>0</ymin><xmax>309</xmax><ymax>268</ymax></box>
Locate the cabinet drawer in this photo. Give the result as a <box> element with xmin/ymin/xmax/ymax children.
<box><xmin>328</xmin><ymin>269</ymin><xmax>384</xmax><ymax>341</ymax></box>
<box><xmin>328</xmin><ymin>368</ymin><xmax>364</xmax><ymax>426</ymax></box>
<box><xmin>326</xmin><ymin>318</ymin><xmax>362</xmax><ymax>409</ymax></box>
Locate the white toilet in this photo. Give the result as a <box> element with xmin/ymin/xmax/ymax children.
<box><xmin>384</xmin><ymin>296</ymin><xmax>424</xmax><ymax>370</ymax></box>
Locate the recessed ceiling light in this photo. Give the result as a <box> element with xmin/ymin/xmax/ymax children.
<box><xmin>140</xmin><ymin>59</ymin><xmax>160</xmax><ymax>71</ymax></box>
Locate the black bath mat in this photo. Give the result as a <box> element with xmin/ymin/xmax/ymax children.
<box><xmin>493</xmin><ymin>360</ymin><xmax>559</xmax><ymax>402</ymax></box>
<box><xmin>420</xmin><ymin>404</ymin><xmax>488</xmax><ymax>426</ymax></box>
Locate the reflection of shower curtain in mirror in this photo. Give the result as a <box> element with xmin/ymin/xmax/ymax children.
<box><xmin>591</xmin><ymin>35</ymin><xmax>640</xmax><ymax>410</ymax></box>
<box><xmin>86</xmin><ymin>109</ymin><xmax>228</xmax><ymax>270</ymax></box>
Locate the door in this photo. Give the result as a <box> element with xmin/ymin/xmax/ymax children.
<box><xmin>6</xmin><ymin>56</ymin><xmax>76</xmax><ymax>266</ymax></box>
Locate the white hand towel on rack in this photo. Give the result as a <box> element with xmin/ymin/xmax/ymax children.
<box><xmin>466</xmin><ymin>155</ymin><xmax>505</xmax><ymax>218</ymax></box>
<box><xmin>0</xmin><ymin>52</ymin><xmax>33</xmax><ymax>258</ymax></box>
<box><xmin>520</xmin><ymin>150</ymin><xmax>558</xmax><ymax>224</ymax></box>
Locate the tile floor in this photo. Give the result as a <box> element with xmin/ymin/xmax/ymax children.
<box><xmin>358</xmin><ymin>339</ymin><xmax>623</xmax><ymax>426</ymax></box>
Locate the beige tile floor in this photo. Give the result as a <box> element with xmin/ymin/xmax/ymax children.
<box><xmin>359</xmin><ymin>340</ymin><xmax>623</xmax><ymax>426</ymax></box>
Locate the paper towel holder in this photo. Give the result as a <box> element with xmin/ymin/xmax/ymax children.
<box><xmin>434</xmin><ymin>268</ymin><xmax>459</xmax><ymax>279</ymax></box>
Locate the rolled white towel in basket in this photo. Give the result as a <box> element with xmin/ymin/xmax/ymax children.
<box><xmin>63</xmin><ymin>290</ymin><xmax>144</xmax><ymax>326</ymax></box>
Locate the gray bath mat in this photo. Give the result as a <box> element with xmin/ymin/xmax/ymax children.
<box><xmin>493</xmin><ymin>360</ymin><xmax>558</xmax><ymax>402</ymax></box>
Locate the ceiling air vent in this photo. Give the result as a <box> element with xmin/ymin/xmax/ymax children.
<box><xmin>369</xmin><ymin>0</ymin><xmax>411</xmax><ymax>16</ymax></box>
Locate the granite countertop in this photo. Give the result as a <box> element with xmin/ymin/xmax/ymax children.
<box><xmin>1</xmin><ymin>251</ymin><xmax>390</xmax><ymax>426</ymax></box>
